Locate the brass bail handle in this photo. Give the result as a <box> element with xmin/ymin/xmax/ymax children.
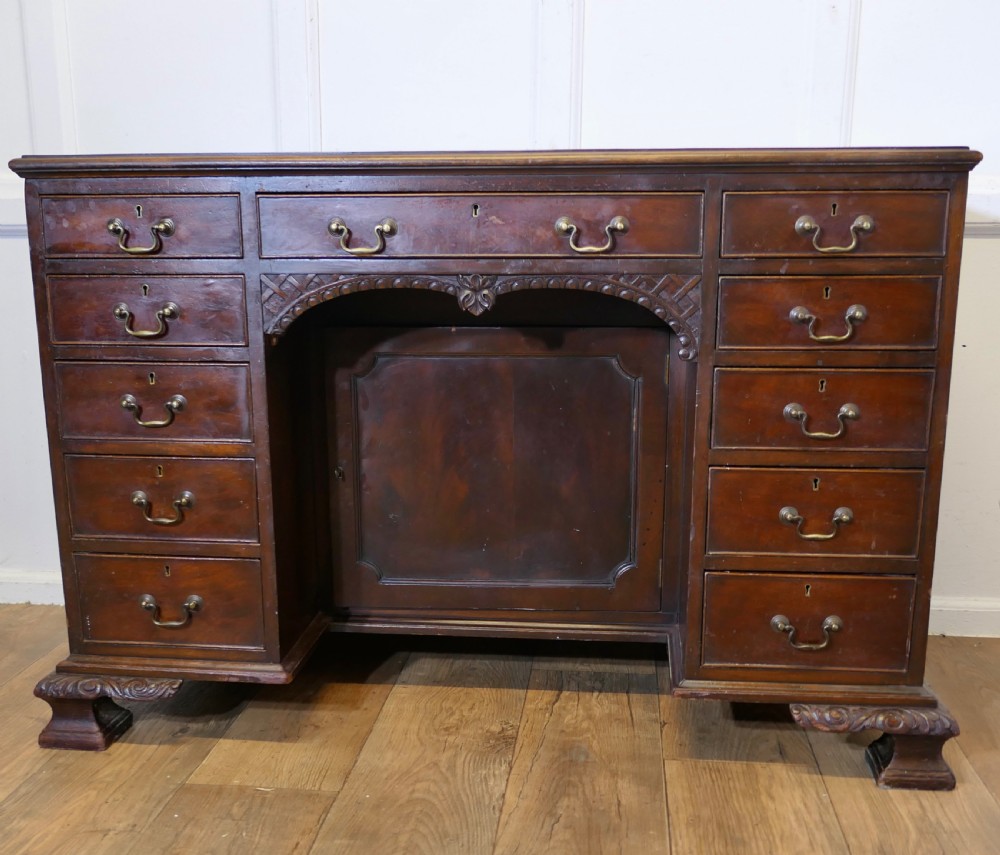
<box><xmin>328</xmin><ymin>217</ymin><xmax>398</xmax><ymax>256</ymax></box>
<box><xmin>770</xmin><ymin>614</ymin><xmax>843</xmax><ymax>651</ymax></box>
<box><xmin>139</xmin><ymin>594</ymin><xmax>203</xmax><ymax>628</ymax></box>
<box><xmin>107</xmin><ymin>217</ymin><xmax>175</xmax><ymax>255</ymax></box>
<box><xmin>779</xmin><ymin>505</ymin><xmax>854</xmax><ymax>540</ymax></box>
<box><xmin>783</xmin><ymin>402</ymin><xmax>860</xmax><ymax>440</ymax></box>
<box><xmin>794</xmin><ymin>214</ymin><xmax>874</xmax><ymax>253</ymax></box>
<box><xmin>131</xmin><ymin>490</ymin><xmax>195</xmax><ymax>526</ymax></box>
<box><xmin>112</xmin><ymin>301</ymin><xmax>179</xmax><ymax>338</ymax></box>
<box><xmin>554</xmin><ymin>215</ymin><xmax>630</xmax><ymax>254</ymax></box>
<box><xmin>789</xmin><ymin>304</ymin><xmax>868</xmax><ymax>343</ymax></box>
<box><xmin>120</xmin><ymin>393</ymin><xmax>187</xmax><ymax>429</ymax></box>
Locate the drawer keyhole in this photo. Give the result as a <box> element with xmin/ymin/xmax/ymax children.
<box><xmin>155</xmin><ymin>464</ymin><xmax>164</xmax><ymax>478</ymax></box>
<box><xmin>823</xmin><ymin>286</ymin><xmax>832</xmax><ymax>300</ymax></box>
<box><xmin>830</xmin><ymin>203</ymin><xmax>838</xmax><ymax>217</ymax></box>
<box><xmin>812</xmin><ymin>477</ymin><xmax>821</xmax><ymax>492</ymax></box>
<box><xmin>818</xmin><ymin>379</ymin><xmax>827</xmax><ymax>393</ymax></box>
<box><xmin>164</xmin><ymin>564</ymin><xmax>171</xmax><ymax>577</ymax></box>
<box><xmin>135</xmin><ymin>204</ymin><xmax>143</xmax><ymax>219</ymax></box>
<box><xmin>805</xmin><ymin>584</ymin><xmax>812</xmax><ymax>597</ymax></box>
<box><xmin>141</xmin><ymin>283</ymin><xmax>149</xmax><ymax>297</ymax></box>
<box><xmin>471</xmin><ymin>204</ymin><xmax>480</xmax><ymax>218</ymax></box>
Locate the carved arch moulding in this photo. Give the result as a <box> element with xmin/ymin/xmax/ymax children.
<box><xmin>260</xmin><ymin>273</ymin><xmax>703</xmax><ymax>360</ymax></box>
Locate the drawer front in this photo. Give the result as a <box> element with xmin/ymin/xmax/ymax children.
<box><xmin>75</xmin><ymin>554</ymin><xmax>264</xmax><ymax>650</ymax></box>
<box><xmin>717</xmin><ymin>276</ymin><xmax>941</xmax><ymax>350</ymax></box>
<box><xmin>721</xmin><ymin>191</ymin><xmax>948</xmax><ymax>257</ymax></box>
<box><xmin>702</xmin><ymin>572</ymin><xmax>914</xmax><ymax>672</ymax></box>
<box><xmin>712</xmin><ymin>369</ymin><xmax>934</xmax><ymax>451</ymax></box>
<box><xmin>56</xmin><ymin>362</ymin><xmax>252</xmax><ymax>441</ymax></box>
<box><xmin>65</xmin><ymin>455</ymin><xmax>259</xmax><ymax>542</ymax></box>
<box><xmin>41</xmin><ymin>195</ymin><xmax>242</xmax><ymax>257</ymax></box>
<box><xmin>48</xmin><ymin>275</ymin><xmax>248</xmax><ymax>346</ymax></box>
<box><xmin>258</xmin><ymin>193</ymin><xmax>704</xmax><ymax>258</ymax></box>
<box><xmin>707</xmin><ymin>468</ymin><xmax>924</xmax><ymax>558</ymax></box>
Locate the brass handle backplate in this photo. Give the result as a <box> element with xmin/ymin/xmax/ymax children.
<box><xmin>328</xmin><ymin>217</ymin><xmax>397</xmax><ymax>256</ymax></box>
<box><xmin>131</xmin><ymin>490</ymin><xmax>194</xmax><ymax>526</ymax></box>
<box><xmin>554</xmin><ymin>215</ymin><xmax>630</xmax><ymax>254</ymax></box>
<box><xmin>789</xmin><ymin>304</ymin><xmax>868</xmax><ymax>343</ymax></box>
<box><xmin>783</xmin><ymin>401</ymin><xmax>859</xmax><ymax>440</ymax></box>
<box><xmin>112</xmin><ymin>301</ymin><xmax>179</xmax><ymax>338</ymax></box>
<box><xmin>770</xmin><ymin>614</ymin><xmax>843</xmax><ymax>651</ymax></box>
<box><xmin>139</xmin><ymin>593</ymin><xmax>203</xmax><ymax>628</ymax></box>
<box><xmin>120</xmin><ymin>393</ymin><xmax>187</xmax><ymax>428</ymax></box>
<box><xmin>107</xmin><ymin>217</ymin><xmax>175</xmax><ymax>255</ymax></box>
<box><xmin>794</xmin><ymin>214</ymin><xmax>874</xmax><ymax>253</ymax></box>
<box><xmin>779</xmin><ymin>505</ymin><xmax>854</xmax><ymax>540</ymax></box>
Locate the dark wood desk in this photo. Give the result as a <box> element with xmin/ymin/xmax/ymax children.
<box><xmin>9</xmin><ymin>148</ymin><xmax>981</xmax><ymax>789</ymax></box>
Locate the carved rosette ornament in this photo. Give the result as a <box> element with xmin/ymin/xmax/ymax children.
<box><xmin>790</xmin><ymin>703</ymin><xmax>959</xmax><ymax>790</ymax></box>
<box><xmin>260</xmin><ymin>273</ymin><xmax>703</xmax><ymax>359</ymax></box>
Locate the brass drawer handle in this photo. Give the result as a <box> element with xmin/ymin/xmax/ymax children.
<box><xmin>554</xmin><ymin>215</ymin><xmax>630</xmax><ymax>254</ymax></box>
<box><xmin>328</xmin><ymin>217</ymin><xmax>397</xmax><ymax>256</ymax></box>
<box><xmin>783</xmin><ymin>401</ymin><xmax>859</xmax><ymax>440</ymax></box>
<box><xmin>770</xmin><ymin>614</ymin><xmax>843</xmax><ymax>651</ymax></box>
<box><xmin>139</xmin><ymin>593</ymin><xmax>203</xmax><ymax>628</ymax></box>
<box><xmin>120</xmin><ymin>393</ymin><xmax>187</xmax><ymax>428</ymax></box>
<box><xmin>789</xmin><ymin>304</ymin><xmax>868</xmax><ymax>343</ymax></box>
<box><xmin>107</xmin><ymin>217</ymin><xmax>175</xmax><ymax>255</ymax></box>
<box><xmin>112</xmin><ymin>301</ymin><xmax>179</xmax><ymax>338</ymax></box>
<box><xmin>794</xmin><ymin>214</ymin><xmax>874</xmax><ymax>254</ymax></box>
<box><xmin>779</xmin><ymin>505</ymin><xmax>854</xmax><ymax>540</ymax></box>
<box><xmin>131</xmin><ymin>490</ymin><xmax>194</xmax><ymax>526</ymax></box>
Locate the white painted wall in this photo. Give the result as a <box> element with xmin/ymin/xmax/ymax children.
<box><xmin>2</xmin><ymin>0</ymin><xmax>998</xmax><ymax>635</ymax></box>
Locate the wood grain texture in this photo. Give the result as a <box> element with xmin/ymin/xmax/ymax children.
<box><xmin>925</xmin><ymin>636</ymin><xmax>1000</xmax><ymax>802</ymax></box>
<box><xmin>0</xmin><ymin>605</ymin><xmax>67</xmax><ymax>686</ymax></box>
<box><xmin>124</xmin><ymin>784</ymin><xmax>334</xmax><ymax>855</ymax></box>
<box><xmin>808</xmin><ymin>731</ymin><xmax>1000</xmax><ymax>854</ymax></box>
<box><xmin>309</xmin><ymin>651</ymin><xmax>531</xmax><ymax>855</ymax></box>
<box><xmin>0</xmin><ymin>681</ymin><xmax>250</xmax><ymax>855</ymax></box>
<box><xmin>493</xmin><ymin>667</ymin><xmax>668</xmax><ymax>855</ymax></box>
<box><xmin>190</xmin><ymin>638</ymin><xmax>406</xmax><ymax>791</ymax></box>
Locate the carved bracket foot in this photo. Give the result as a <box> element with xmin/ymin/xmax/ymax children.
<box><xmin>790</xmin><ymin>702</ymin><xmax>959</xmax><ymax>791</ymax></box>
<box><xmin>34</xmin><ymin>672</ymin><xmax>183</xmax><ymax>751</ymax></box>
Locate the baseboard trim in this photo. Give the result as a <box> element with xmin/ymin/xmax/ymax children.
<box><xmin>0</xmin><ymin>569</ymin><xmax>63</xmax><ymax>605</ymax></box>
<box><xmin>929</xmin><ymin>596</ymin><xmax>1000</xmax><ymax>638</ymax></box>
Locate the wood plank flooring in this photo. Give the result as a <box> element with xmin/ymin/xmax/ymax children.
<box><xmin>1</xmin><ymin>604</ymin><xmax>999</xmax><ymax>854</ymax></box>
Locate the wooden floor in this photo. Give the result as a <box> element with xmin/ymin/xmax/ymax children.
<box><xmin>1</xmin><ymin>605</ymin><xmax>999</xmax><ymax>854</ymax></box>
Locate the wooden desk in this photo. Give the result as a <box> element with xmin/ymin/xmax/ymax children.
<box><xmin>9</xmin><ymin>148</ymin><xmax>980</xmax><ymax>789</ymax></box>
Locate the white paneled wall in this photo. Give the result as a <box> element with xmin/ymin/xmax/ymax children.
<box><xmin>1</xmin><ymin>0</ymin><xmax>998</xmax><ymax>634</ymax></box>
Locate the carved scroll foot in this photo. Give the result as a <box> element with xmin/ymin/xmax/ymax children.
<box><xmin>790</xmin><ymin>702</ymin><xmax>959</xmax><ymax>791</ymax></box>
<box><xmin>34</xmin><ymin>672</ymin><xmax>183</xmax><ymax>751</ymax></box>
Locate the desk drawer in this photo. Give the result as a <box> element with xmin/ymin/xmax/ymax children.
<box><xmin>56</xmin><ymin>362</ymin><xmax>252</xmax><ymax>441</ymax></box>
<box><xmin>75</xmin><ymin>554</ymin><xmax>264</xmax><ymax>651</ymax></box>
<box><xmin>702</xmin><ymin>572</ymin><xmax>914</xmax><ymax>673</ymax></box>
<box><xmin>721</xmin><ymin>191</ymin><xmax>948</xmax><ymax>257</ymax></box>
<box><xmin>712</xmin><ymin>368</ymin><xmax>934</xmax><ymax>451</ymax></box>
<box><xmin>707</xmin><ymin>467</ymin><xmax>924</xmax><ymax>559</ymax></box>
<box><xmin>41</xmin><ymin>194</ymin><xmax>242</xmax><ymax>257</ymax></box>
<box><xmin>717</xmin><ymin>276</ymin><xmax>941</xmax><ymax>350</ymax></box>
<box><xmin>258</xmin><ymin>193</ymin><xmax>703</xmax><ymax>258</ymax></box>
<box><xmin>47</xmin><ymin>275</ymin><xmax>248</xmax><ymax>346</ymax></box>
<box><xmin>65</xmin><ymin>455</ymin><xmax>258</xmax><ymax>542</ymax></box>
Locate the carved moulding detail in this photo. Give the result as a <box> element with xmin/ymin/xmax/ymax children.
<box><xmin>34</xmin><ymin>673</ymin><xmax>183</xmax><ymax>703</ymax></box>
<box><xmin>789</xmin><ymin>703</ymin><xmax>959</xmax><ymax>737</ymax></box>
<box><xmin>260</xmin><ymin>273</ymin><xmax>703</xmax><ymax>360</ymax></box>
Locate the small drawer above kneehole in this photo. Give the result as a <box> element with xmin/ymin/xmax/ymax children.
<box><xmin>41</xmin><ymin>194</ymin><xmax>242</xmax><ymax>257</ymax></box>
<box><xmin>258</xmin><ymin>193</ymin><xmax>704</xmax><ymax>258</ymax></box>
<box><xmin>712</xmin><ymin>368</ymin><xmax>935</xmax><ymax>451</ymax></box>
<box><xmin>55</xmin><ymin>362</ymin><xmax>252</xmax><ymax>442</ymax></box>
<box><xmin>717</xmin><ymin>276</ymin><xmax>941</xmax><ymax>350</ymax></box>
<box><xmin>721</xmin><ymin>191</ymin><xmax>949</xmax><ymax>258</ymax></box>
<box><xmin>75</xmin><ymin>554</ymin><xmax>264</xmax><ymax>651</ymax></box>
<box><xmin>702</xmin><ymin>572</ymin><xmax>914</xmax><ymax>674</ymax></box>
<box><xmin>47</xmin><ymin>276</ymin><xmax>248</xmax><ymax>346</ymax></box>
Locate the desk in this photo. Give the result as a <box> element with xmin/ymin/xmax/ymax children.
<box><xmin>10</xmin><ymin>148</ymin><xmax>980</xmax><ymax>789</ymax></box>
